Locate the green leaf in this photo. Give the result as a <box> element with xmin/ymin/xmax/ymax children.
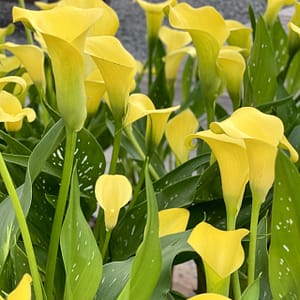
<box><xmin>0</xmin><ymin>119</ymin><xmax>65</xmax><ymax>275</ymax></box>
<box><xmin>117</xmin><ymin>162</ymin><xmax>162</xmax><ymax>300</ymax></box>
<box><xmin>151</xmin><ymin>231</ymin><xmax>193</xmax><ymax>299</ymax></box>
<box><xmin>247</xmin><ymin>16</ymin><xmax>277</xmax><ymax>105</ymax></box>
<box><xmin>60</xmin><ymin>166</ymin><xmax>102</xmax><ymax>300</ymax></box>
<box><xmin>269</xmin><ymin>151</ymin><xmax>300</xmax><ymax>299</ymax></box>
<box><xmin>284</xmin><ymin>50</ymin><xmax>300</xmax><ymax>95</ymax></box>
<box><xmin>181</xmin><ymin>56</ymin><xmax>196</xmax><ymax>102</ymax></box>
<box><xmin>241</xmin><ymin>277</ymin><xmax>260</xmax><ymax>300</ymax></box>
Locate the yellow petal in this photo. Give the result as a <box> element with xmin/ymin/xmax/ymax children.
<box><xmin>289</xmin><ymin>22</ymin><xmax>300</xmax><ymax>36</ymax></box>
<box><xmin>166</xmin><ymin>109</ymin><xmax>198</xmax><ymax>163</ymax></box>
<box><xmin>95</xmin><ymin>174</ymin><xmax>132</xmax><ymax>231</ymax></box>
<box><xmin>0</xmin><ymin>76</ymin><xmax>27</xmax><ymax>95</ymax></box>
<box><xmin>7</xmin><ymin>273</ymin><xmax>32</xmax><ymax>300</ymax></box>
<box><xmin>186</xmin><ymin>130</ymin><xmax>248</xmax><ymax>220</ymax></box>
<box><xmin>159</xmin><ymin>25</ymin><xmax>191</xmax><ymax>53</ymax></box>
<box><xmin>163</xmin><ymin>46</ymin><xmax>196</xmax><ymax>80</ymax></box>
<box><xmin>210</xmin><ymin>107</ymin><xmax>284</xmax><ymax>146</ymax></box>
<box><xmin>264</xmin><ymin>0</ymin><xmax>296</xmax><ymax>27</ymax></box>
<box><xmin>188</xmin><ymin>222</ymin><xmax>249</xmax><ymax>278</ymax></box>
<box><xmin>136</xmin><ymin>0</ymin><xmax>177</xmax><ymax>39</ymax></box>
<box><xmin>217</xmin><ymin>48</ymin><xmax>246</xmax><ymax>109</ymax></box>
<box><xmin>0</xmin><ymin>42</ymin><xmax>45</xmax><ymax>92</ymax></box>
<box><xmin>0</xmin><ymin>91</ymin><xmax>36</xmax><ymax>132</ymax></box>
<box><xmin>0</xmin><ymin>55</ymin><xmax>20</xmax><ymax>77</ymax></box>
<box><xmin>159</xmin><ymin>208</ymin><xmax>189</xmax><ymax>237</ymax></box>
<box><xmin>85</xmin><ymin>36</ymin><xmax>137</xmax><ymax>123</ymax></box>
<box><xmin>188</xmin><ymin>293</ymin><xmax>231</xmax><ymax>300</ymax></box>
<box><xmin>124</xmin><ymin>93</ymin><xmax>155</xmax><ymax>127</ymax></box>
<box><xmin>13</xmin><ymin>6</ymin><xmax>102</xmax><ymax>50</ymax></box>
<box><xmin>279</xmin><ymin>135</ymin><xmax>299</xmax><ymax>162</ymax></box>
<box><xmin>0</xmin><ymin>24</ymin><xmax>14</xmax><ymax>44</ymax></box>
<box><xmin>34</xmin><ymin>1</ymin><xmax>58</xmax><ymax>10</ymax></box>
<box><xmin>288</xmin><ymin>3</ymin><xmax>300</xmax><ymax>54</ymax></box>
<box><xmin>225</xmin><ymin>20</ymin><xmax>252</xmax><ymax>56</ymax></box>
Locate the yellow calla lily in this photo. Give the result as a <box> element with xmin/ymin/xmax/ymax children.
<box><xmin>217</xmin><ymin>48</ymin><xmax>246</xmax><ymax>109</ymax></box>
<box><xmin>264</xmin><ymin>0</ymin><xmax>296</xmax><ymax>27</ymax></box>
<box><xmin>158</xmin><ymin>208</ymin><xmax>189</xmax><ymax>237</ymax></box>
<box><xmin>188</xmin><ymin>222</ymin><xmax>248</xmax><ymax>293</ymax></box>
<box><xmin>166</xmin><ymin>108</ymin><xmax>198</xmax><ymax>164</ymax></box>
<box><xmin>188</xmin><ymin>294</ymin><xmax>231</xmax><ymax>300</ymax></box>
<box><xmin>225</xmin><ymin>20</ymin><xmax>252</xmax><ymax>56</ymax></box>
<box><xmin>169</xmin><ymin>3</ymin><xmax>229</xmax><ymax>123</ymax></box>
<box><xmin>2</xmin><ymin>273</ymin><xmax>32</xmax><ymax>300</ymax></box>
<box><xmin>0</xmin><ymin>76</ymin><xmax>27</xmax><ymax>96</ymax></box>
<box><xmin>0</xmin><ymin>55</ymin><xmax>20</xmax><ymax>77</ymax></box>
<box><xmin>135</xmin><ymin>0</ymin><xmax>177</xmax><ymax>42</ymax></box>
<box><xmin>0</xmin><ymin>91</ymin><xmax>36</xmax><ymax>132</ymax></box>
<box><xmin>13</xmin><ymin>6</ymin><xmax>103</xmax><ymax>131</ymax></box>
<box><xmin>84</xmin><ymin>69</ymin><xmax>106</xmax><ymax>114</ymax></box>
<box><xmin>85</xmin><ymin>36</ymin><xmax>137</xmax><ymax>124</ymax></box>
<box><xmin>124</xmin><ymin>93</ymin><xmax>179</xmax><ymax>153</ymax></box>
<box><xmin>210</xmin><ymin>107</ymin><xmax>298</xmax><ymax>202</ymax></box>
<box><xmin>0</xmin><ymin>42</ymin><xmax>45</xmax><ymax>92</ymax></box>
<box><xmin>186</xmin><ymin>130</ymin><xmax>248</xmax><ymax>228</ymax></box>
<box><xmin>95</xmin><ymin>174</ymin><xmax>132</xmax><ymax>231</ymax></box>
<box><xmin>159</xmin><ymin>25</ymin><xmax>191</xmax><ymax>53</ymax></box>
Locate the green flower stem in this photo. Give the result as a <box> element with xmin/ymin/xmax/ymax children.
<box><xmin>101</xmin><ymin>229</ymin><xmax>112</xmax><ymax>262</ymax></box>
<box><xmin>0</xmin><ymin>154</ymin><xmax>43</xmax><ymax>300</ymax></box>
<box><xmin>247</xmin><ymin>197</ymin><xmax>262</xmax><ymax>285</ymax></box>
<box><xmin>109</xmin><ymin>122</ymin><xmax>122</xmax><ymax>175</ymax></box>
<box><xmin>17</xmin><ymin>0</ymin><xmax>34</xmax><ymax>44</ymax></box>
<box><xmin>124</xmin><ymin>126</ymin><xmax>159</xmax><ymax>181</ymax></box>
<box><xmin>45</xmin><ymin>127</ymin><xmax>77</xmax><ymax>300</ymax></box>
<box><xmin>226</xmin><ymin>213</ymin><xmax>241</xmax><ymax>300</ymax></box>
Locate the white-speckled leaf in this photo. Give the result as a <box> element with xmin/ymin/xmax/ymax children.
<box><xmin>269</xmin><ymin>151</ymin><xmax>300</xmax><ymax>299</ymax></box>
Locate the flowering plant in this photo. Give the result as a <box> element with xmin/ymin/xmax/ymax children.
<box><xmin>0</xmin><ymin>0</ymin><xmax>300</xmax><ymax>299</ymax></box>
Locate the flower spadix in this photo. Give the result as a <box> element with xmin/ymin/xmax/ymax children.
<box><xmin>210</xmin><ymin>107</ymin><xmax>298</xmax><ymax>202</ymax></box>
<box><xmin>95</xmin><ymin>174</ymin><xmax>132</xmax><ymax>231</ymax></box>
<box><xmin>1</xmin><ymin>273</ymin><xmax>32</xmax><ymax>300</ymax></box>
<box><xmin>188</xmin><ymin>294</ymin><xmax>231</xmax><ymax>300</ymax></box>
<box><xmin>264</xmin><ymin>0</ymin><xmax>297</xmax><ymax>27</ymax></box>
<box><xmin>186</xmin><ymin>130</ymin><xmax>248</xmax><ymax>226</ymax></box>
<box><xmin>13</xmin><ymin>6</ymin><xmax>103</xmax><ymax>131</ymax></box>
<box><xmin>166</xmin><ymin>109</ymin><xmax>198</xmax><ymax>164</ymax></box>
<box><xmin>158</xmin><ymin>208</ymin><xmax>189</xmax><ymax>237</ymax></box>
<box><xmin>85</xmin><ymin>36</ymin><xmax>137</xmax><ymax>124</ymax></box>
<box><xmin>188</xmin><ymin>222</ymin><xmax>248</xmax><ymax>291</ymax></box>
<box><xmin>124</xmin><ymin>93</ymin><xmax>179</xmax><ymax>154</ymax></box>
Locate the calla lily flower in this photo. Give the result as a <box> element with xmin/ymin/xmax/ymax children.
<box><xmin>0</xmin><ymin>42</ymin><xmax>45</xmax><ymax>92</ymax></box>
<box><xmin>217</xmin><ymin>48</ymin><xmax>246</xmax><ymax>109</ymax></box>
<box><xmin>135</xmin><ymin>0</ymin><xmax>177</xmax><ymax>44</ymax></box>
<box><xmin>158</xmin><ymin>208</ymin><xmax>189</xmax><ymax>237</ymax></box>
<box><xmin>166</xmin><ymin>109</ymin><xmax>198</xmax><ymax>164</ymax></box>
<box><xmin>169</xmin><ymin>3</ymin><xmax>229</xmax><ymax>123</ymax></box>
<box><xmin>188</xmin><ymin>294</ymin><xmax>231</xmax><ymax>300</ymax></box>
<box><xmin>0</xmin><ymin>76</ymin><xmax>27</xmax><ymax>96</ymax></box>
<box><xmin>85</xmin><ymin>36</ymin><xmax>137</xmax><ymax>124</ymax></box>
<box><xmin>0</xmin><ymin>273</ymin><xmax>32</xmax><ymax>300</ymax></box>
<box><xmin>264</xmin><ymin>0</ymin><xmax>296</xmax><ymax>27</ymax></box>
<box><xmin>124</xmin><ymin>93</ymin><xmax>179</xmax><ymax>154</ymax></box>
<box><xmin>84</xmin><ymin>69</ymin><xmax>106</xmax><ymax>114</ymax></box>
<box><xmin>34</xmin><ymin>2</ymin><xmax>58</xmax><ymax>10</ymax></box>
<box><xmin>13</xmin><ymin>6</ymin><xmax>103</xmax><ymax>131</ymax></box>
<box><xmin>210</xmin><ymin>107</ymin><xmax>298</xmax><ymax>202</ymax></box>
<box><xmin>186</xmin><ymin>130</ymin><xmax>248</xmax><ymax>228</ymax></box>
<box><xmin>95</xmin><ymin>174</ymin><xmax>132</xmax><ymax>231</ymax></box>
<box><xmin>0</xmin><ymin>55</ymin><xmax>20</xmax><ymax>77</ymax></box>
<box><xmin>188</xmin><ymin>222</ymin><xmax>248</xmax><ymax>294</ymax></box>
<box><xmin>225</xmin><ymin>20</ymin><xmax>252</xmax><ymax>56</ymax></box>
<box><xmin>0</xmin><ymin>91</ymin><xmax>36</xmax><ymax>132</ymax></box>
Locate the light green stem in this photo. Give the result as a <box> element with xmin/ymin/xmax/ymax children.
<box><xmin>17</xmin><ymin>0</ymin><xmax>34</xmax><ymax>44</ymax></box>
<box><xmin>247</xmin><ymin>197</ymin><xmax>262</xmax><ymax>285</ymax></box>
<box><xmin>0</xmin><ymin>154</ymin><xmax>43</xmax><ymax>300</ymax></box>
<box><xmin>124</xmin><ymin>126</ymin><xmax>159</xmax><ymax>181</ymax></box>
<box><xmin>101</xmin><ymin>229</ymin><xmax>112</xmax><ymax>262</ymax></box>
<box><xmin>45</xmin><ymin>128</ymin><xmax>77</xmax><ymax>300</ymax></box>
<box><xmin>109</xmin><ymin>122</ymin><xmax>122</xmax><ymax>175</ymax></box>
